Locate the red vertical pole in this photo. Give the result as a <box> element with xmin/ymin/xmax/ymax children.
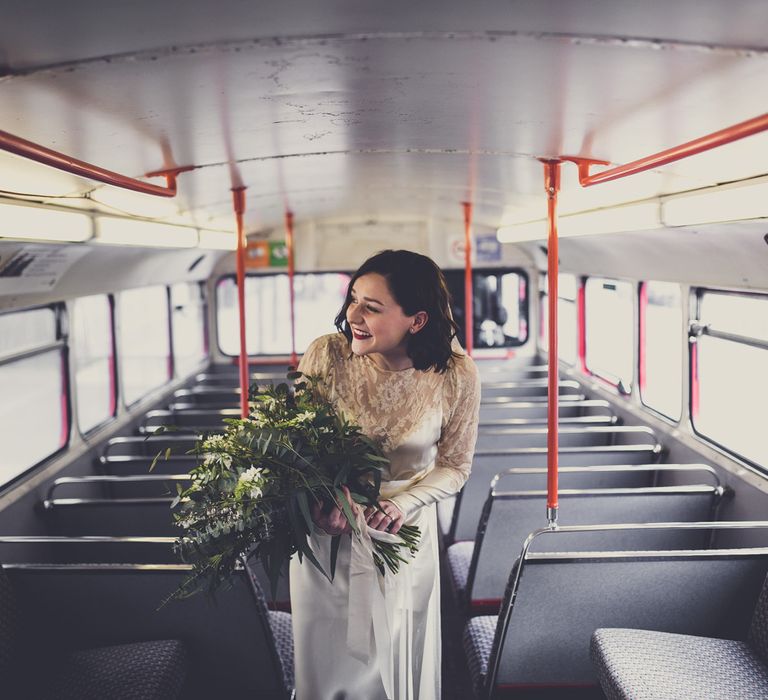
<box><xmin>285</xmin><ymin>210</ymin><xmax>298</xmax><ymax>368</ymax></box>
<box><xmin>232</xmin><ymin>187</ymin><xmax>249</xmax><ymax>419</ymax></box>
<box><xmin>543</xmin><ymin>160</ymin><xmax>561</xmax><ymax>526</ymax></box>
<box><xmin>462</xmin><ymin>201</ymin><xmax>474</xmax><ymax>356</ymax></box>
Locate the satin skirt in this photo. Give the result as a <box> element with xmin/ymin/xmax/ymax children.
<box><xmin>289</xmin><ymin>504</ymin><xmax>441</xmax><ymax>700</ymax></box>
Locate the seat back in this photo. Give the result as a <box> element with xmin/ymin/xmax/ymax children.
<box><xmin>476</xmin><ymin>426</ymin><xmax>656</xmax><ymax>451</ymax></box>
<box><xmin>140</xmin><ymin>409</ymin><xmax>239</xmax><ymax>434</ymax></box>
<box><xmin>452</xmin><ymin>440</ymin><xmax>662</xmax><ymax>541</ymax></box>
<box><xmin>5</xmin><ymin>565</ymin><xmax>291</xmax><ymax>699</ymax></box>
<box><xmin>749</xmin><ymin>573</ymin><xmax>768</xmax><ymax>664</ymax></box>
<box><xmin>479</xmin><ymin>399</ymin><xmax>616</xmax><ymax>426</ymax></box>
<box><xmin>0</xmin><ymin>565</ymin><xmax>19</xmax><ymax>681</ymax></box>
<box><xmin>483</xmin><ymin>524</ymin><xmax>768</xmax><ymax>696</ymax></box>
<box><xmin>468</xmin><ymin>474</ymin><xmax>721</xmax><ymax>610</ymax></box>
<box><xmin>104</xmin><ymin>436</ymin><xmax>199</xmax><ymax>458</ymax></box>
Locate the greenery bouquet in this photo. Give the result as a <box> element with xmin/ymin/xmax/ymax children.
<box><xmin>169</xmin><ymin>372</ymin><xmax>420</xmax><ymax>598</ymax></box>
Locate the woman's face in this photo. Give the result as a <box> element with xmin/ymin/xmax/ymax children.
<box><xmin>345</xmin><ymin>273</ymin><xmax>426</xmax><ymax>369</ymax></box>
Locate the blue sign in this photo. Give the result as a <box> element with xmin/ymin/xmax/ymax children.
<box><xmin>475</xmin><ymin>233</ymin><xmax>502</xmax><ymax>263</ymax></box>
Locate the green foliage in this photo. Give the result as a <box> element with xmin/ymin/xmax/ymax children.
<box><xmin>171</xmin><ymin>373</ymin><xmax>420</xmax><ymax>600</ymax></box>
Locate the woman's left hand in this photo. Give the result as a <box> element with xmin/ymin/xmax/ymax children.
<box><xmin>363</xmin><ymin>500</ymin><xmax>405</xmax><ymax>535</ymax></box>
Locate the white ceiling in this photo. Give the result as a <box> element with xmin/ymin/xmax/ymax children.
<box><xmin>1</xmin><ymin>0</ymin><xmax>767</xmax><ymax>234</ymax></box>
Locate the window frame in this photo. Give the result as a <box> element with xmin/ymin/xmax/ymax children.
<box><xmin>0</xmin><ymin>303</ymin><xmax>71</xmax><ymax>488</ymax></box>
<box><xmin>638</xmin><ymin>281</ymin><xmax>684</xmax><ymax>424</ymax></box>
<box><xmin>215</xmin><ymin>270</ymin><xmax>353</xmax><ymax>358</ymax></box>
<box><xmin>689</xmin><ymin>287</ymin><xmax>768</xmax><ymax>471</ymax></box>
<box><xmin>73</xmin><ymin>294</ymin><xmax>118</xmax><ymax>438</ymax></box>
<box><xmin>539</xmin><ymin>272</ymin><xmax>579</xmax><ymax>365</ymax></box>
<box><xmin>445</xmin><ymin>266</ymin><xmax>530</xmax><ymax>352</ymax></box>
<box><xmin>116</xmin><ymin>285</ymin><xmax>173</xmax><ymax>408</ymax></box>
<box><xmin>170</xmin><ymin>281</ymin><xmax>209</xmax><ymax>379</ymax></box>
<box><xmin>582</xmin><ymin>276</ymin><xmax>636</xmax><ymax>393</ymax></box>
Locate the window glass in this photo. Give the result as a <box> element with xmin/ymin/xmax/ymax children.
<box><xmin>217</xmin><ymin>273</ymin><xmax>351</xmax><ymax>356</ymax></box>
<box><xmin>640</xmin><ymin>282</ymin><xmax>683</xmax><ymax>420</ymax></box>
<box><xmin>445</xmin><ymin>269</ymin><xmax>529</xmax><ymax>349</ymax></box>
<box><xmin>540</xmin><ymin>274</ymin><xmax>577</xmax><ymax>365</ymax></box>
<box><xmin>73</xmin><ymin>295</ymin><xmax>115</xmax><ymax>433</ymax></box>
<box><xmin>171</xmin><ymin>282</ymin><xmax>207</xmax><ymax>377</ymax></box>
<box><xmin>0</xmin><ymin>349</ymin><xmax>66</xmax><ymax>484</ymax></box>
<box><xmin>0</xmin><ymin>307</ymin><xmax>56</xmax><ymax>357</ymax></box>
<box><xmin>118</xmin><ymin>286</ymin><xmax>171</xmax><ymax>405</ymax></box>
<box><xmin>700</xmin><ymin>293</ymin><xmax>768</xmax><ymax>342</ymax></box>
<box><xmin>694</xmin><ymin>292</ymin><xmax>768</xmax><ymax>467</ymax></box>
<box><xmin>585</xmin><ymin>278</ymin><xmax>634</xmax><ymax>390</ymax></box>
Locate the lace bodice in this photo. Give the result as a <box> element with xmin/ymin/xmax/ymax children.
<box><xmin>298</xmin><ymin>333</ymin><xmax>481</xmax><ymax>517</ymax></box>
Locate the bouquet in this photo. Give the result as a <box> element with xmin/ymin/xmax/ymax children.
<box><xmin>168</xmin><ymin>372</ymin><xmax>421</xmax><ymax>599</ymax></box>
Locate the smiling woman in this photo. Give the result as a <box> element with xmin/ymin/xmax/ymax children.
<box><xmin>291</xmin><ymin>249</ymin><xmax>481</xmax><ymax>699</ymax></box>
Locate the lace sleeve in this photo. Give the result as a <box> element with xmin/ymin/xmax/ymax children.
<box><xmin>390</xmin><ymin>355</ymin><xmax>481</xmax><ymax>518</ymax></box>
<box><xmin>297</xmin><ymin>334</ymin><xmax>337</xmax><ymax>400</ymax></box>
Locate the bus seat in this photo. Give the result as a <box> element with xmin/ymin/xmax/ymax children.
<box><xmin>447</xmin><ymin>468</ymin><xmax>722</xmax><ymax>614</ymax></box>
<box><xmin>1</xmin><ymin>564</ymin><xmax>189</xmax><ymax>699</ymax></box>
<box><xmin>4</xmin><ymin>565</ymin><xmax>293</xmax><ymax>699</ymax></box>
<box><xmin>590</xmin><ymin>574</ymin><xmax>768</xmax><ymax>700</ymax></box>
<box><xmin>461</xmin><ymin>523</ymin><xmax>768</xmax><ymax>698</ymax></box>
<box><xmin>450</xmin><ymin>437</ymin><xmax>663</xmax><ymax>543</ymax></box>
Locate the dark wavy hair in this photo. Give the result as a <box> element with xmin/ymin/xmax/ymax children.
<box><xmin>334</xmin><ymin>249</ymin><xmax>460</xmax><ymax>373</ymax></box>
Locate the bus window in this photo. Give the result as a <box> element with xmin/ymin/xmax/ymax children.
<box><xmin>540</xmin><ymin>273</ymin><xmax>578</xmax><ymax>365</ymax></box>
<box><xmin>585</xmin><ymin>278</ymin><xmax>634</xmax><ymax>392</ymax></box>
<box><xmin>0</xmin><ymin>307</ymin><xmax>68</xmax><ymax>484</ymax></box>
<box><xmin>445</xmin><ymin>269</ymin><xmax>528</xmax><ymax>350</ymax></box>
<box><xmin>117</xmin><ymin>286</ymin><xmax>171</xmax><ymax>405</ymax></box>
<box><xmin>72</xmin><ymin>295</ymin><xmax>115</xmax><ymax>433</ymax></box>
<box><xmin>216</xmin><ymin>272</ymin><xmax>350</xmax><ymax>356</ymax></box>
<box><xmin>171</xmin><ymin>282</ymin><xmax>207</xmax><ymax>377</ymax></box>
<box><xmin>692</xmin><ymin>291</ymin><xmax>768</xmax><ymax>468</ymax></box>
<box><xmin>640</xmin><ymin>282</ymin><xmax>683</xmax><ymax>421</ymax></box>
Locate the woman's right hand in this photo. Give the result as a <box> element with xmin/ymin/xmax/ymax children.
<box><xmin>311</xmin><ymin>485</ymin><xmax>357</xmax><ymax>535</ymax></box>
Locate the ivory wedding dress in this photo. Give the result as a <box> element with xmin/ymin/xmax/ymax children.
<box><xmin>290</xmin><ymin>333</ymin><xmax>480</xmax><ymax>700</ymax></box>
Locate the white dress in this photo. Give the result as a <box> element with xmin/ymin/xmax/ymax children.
<box><xmin>290</xmin><ymin>333</ymin><xmax>481</xmax><ymax>700</ymax></box>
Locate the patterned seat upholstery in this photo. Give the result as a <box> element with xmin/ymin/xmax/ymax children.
<box><xmin>591</xmin><ymin>628</ymin><xmax>768</xmax><ymax>700</ymax></box>
<box><xmin>42</xmin><ymin>639</ymin><xmax>188</xmax><ymax>700</ymax></box>
<box><xmin>1</xmin><ymin>565</ymin><xmax>188</xmax><ymax>699</ymax></box>
<box><xmin>592</xmin><ymin>573</ymin><xmax>768</xmax><ymax>700</ymax></box>
<box><xmin>446</xmin><ymin>541</ymin><xmax>473</xmax><ymax>603</ymax></box>
<box><xmin>463</xmin><ymin>615</ymin><xmax>497</xmax><ymax>698</ymax></box>
<box><xmin>269</xmin><ymin>610</ymin><xmax>295</xmax><ymax>691</ymax></box>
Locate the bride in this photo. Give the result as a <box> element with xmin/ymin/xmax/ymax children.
<box><xmin>290</xmin><ymin>249</ymin><xmax>480</xmax><ymax>699</ymax></box>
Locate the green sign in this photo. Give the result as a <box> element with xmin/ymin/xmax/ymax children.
<box><xmin>269</xmin><ymin>241</ymin><xmax>288</xmax><ymax>267</ymax></box>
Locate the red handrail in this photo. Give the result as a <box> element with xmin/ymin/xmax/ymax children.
<box><xmin>543</xmin><ymin>160</ymin><xmax>561</xmax><ymax>525</ymax></box>
<box><xmin>232</xmin><ymin>187</ymin><xmax>250</xmax><ymax>419</ymax></box>
<box><xmin>462</xmin><ymin>201</ymin><xmax>473</xmax><ymax>356</ymax></box>
<box><xmin>564</xmin><ymin>112</ymin><xmax>768</xmax><ymax>187</ymax></box>
<box><xmin>0</xmin><ymin>128</ymin><xmax>193</xmax><ymax>196</ymax></box>
<box><xmin>285</xmin><ymin>210</ymin><xmax>298</xmax><ymax>368</ymax></box>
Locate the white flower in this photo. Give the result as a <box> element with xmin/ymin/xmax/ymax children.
<box><xmin>238</xmin><ymin>466</ymin><xmax>267</xmax><ymax>499</ymax></box>
<box><xmin>293</xmin><ymin>410</ymin><xmax>316</xmax><ymax>423</ymax></box>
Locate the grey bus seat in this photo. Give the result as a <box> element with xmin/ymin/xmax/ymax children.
<box><xmin>480</xmin><ymin>399</ymin><xmax>617</xmax><ymax>427</ymax></box>
<box><xmin>590</xmin><ymin>573</ymin><xmax>768</xmax><ymax>700</ymax></box>
<box><xmin>476</xmin><ymin>425</ymin><xmax>657</xmax><ymax>451</ymax></box>
<box><xmin>449</xmin><ymin>432</ymin><xmax>662</xmax><ymax>542</ymax></box>
<box><xmin>139</xmin><ymin>409</ymin><xmax>239</xmax><ymax>435</ymax></box>
<box><xmin>172</xmin><ymin>388</ymin><xmax>241</xmax><ymax>408</ymax></box>
<box><xmin>447</xmin><ymin>465</ymin><xmax>722</xmax><ymax>614</ymax></box>
<box><xmin>1</xmin><ymin>564</ymin><xmax>189</xmax><ymax>699</ymax></box>
<box><xmin>103</xmin><ymin>436</ymin><xmax>200</xmax><ymax>459</ymax></box>
<box><xmin>4</xmin><ymin>564</ymin><xmax>293</xmax><ymax>699</ymax></box>
<box><xmin>481</xmin><ymin>382</ymin><xmax>584</xmax><ymax>404</ymax></box>
<box><xmin>461</xmin><ymin>523</ymin><xmax>768</xmax><ymax>699</ymax></box>
<box><xmin>43</xmin><ymin>496</ymin><xmax>178</xmax><ymax>536</ymax></box>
